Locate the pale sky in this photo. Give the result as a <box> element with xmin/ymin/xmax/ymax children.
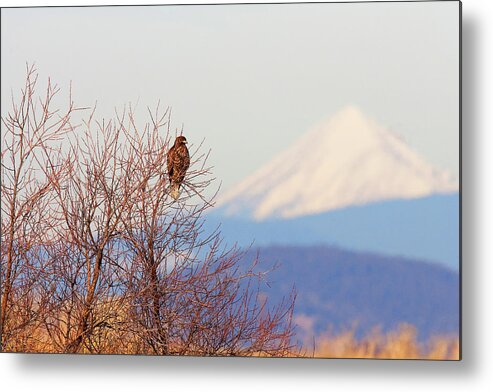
<box><xmin>1</xmin><ymin>1</ymin><xmax>460</xmax><ymax>193</ymax></box>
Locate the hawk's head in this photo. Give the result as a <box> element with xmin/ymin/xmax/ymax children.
<box><xmin>175</xmin><ymin>136</ymin><xmax>188</xmax><ymax>146</ymax></box>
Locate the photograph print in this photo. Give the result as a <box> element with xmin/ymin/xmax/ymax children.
<box><xmin>0</xmin><ymin>1</ymin><xmax>460</xmax><ymax>359</ymax></box>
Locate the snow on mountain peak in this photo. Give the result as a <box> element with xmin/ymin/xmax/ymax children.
<box><xmin>216</xmin><ymin>106</ymin><xmax>458</xmax><ymax>221</ymax></box>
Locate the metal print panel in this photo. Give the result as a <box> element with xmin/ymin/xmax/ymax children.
<box><xmin>0</xmin><ymin>1</ymin><xmax>461</xmax><ymax>359</ymax></box>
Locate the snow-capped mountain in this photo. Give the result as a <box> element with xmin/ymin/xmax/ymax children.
<box><xmin>216</xmin><ymin>106</ymin><xmax>458</xmax><ymax>220</ymax></box>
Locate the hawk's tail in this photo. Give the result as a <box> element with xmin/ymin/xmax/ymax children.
<box><xmin>170</xmin><ymin>183</ymin><xmax>181</xmax><ymax>201</ymax></box>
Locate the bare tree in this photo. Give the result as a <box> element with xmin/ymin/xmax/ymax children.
<box><xmin>114</xmin><ymin>106</ymin><xmax>296</xmax><ymax>356</ymax></box>
<box><xmin>1</xmin><ymin>65</ymin><xmax>82</xmax><ymax>350</ymax></box>
<box><xmin>1</xmin><ymin>67</ymin><xmax>297</xmax><ymax>356</ymax></box>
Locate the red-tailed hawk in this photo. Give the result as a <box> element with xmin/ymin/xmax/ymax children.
<box><xmin>167</xmin><ymin>135</ymin><xmax>190</xmax><ymax>200</ymax></box>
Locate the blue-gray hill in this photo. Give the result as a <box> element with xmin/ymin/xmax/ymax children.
<box><xmin>244</xmin><ymin>245</ymin><xmax>459</xmax><ymax>341</ymax></box>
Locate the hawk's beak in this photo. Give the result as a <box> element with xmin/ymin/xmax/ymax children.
<box><xmin>184</xmin><ymin>140</ymin><xmax>188</xmax><ymax>144</ymax></box>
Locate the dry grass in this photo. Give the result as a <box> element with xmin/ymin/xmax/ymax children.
<box><xmin>311</xmin><ymin>324</ymin><xmax>459</xmax><ymax>360</ymax></box>
<box><xmin>4</xmin><ymin>312</ymin><xmax>459</xmax><ymax>360</ymax></box>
